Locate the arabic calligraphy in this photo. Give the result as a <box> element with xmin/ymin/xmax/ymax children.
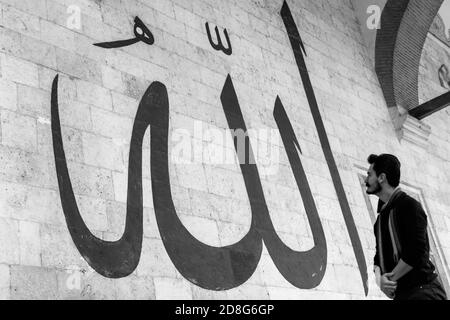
<box><xmin>51</xmin><ymin>0</ymin><xmax>368</xmax><ymax>295</ymax></box>
<box><xmin>94</xmin><ymin>17</ymin><xmax>154</xmax><ymax>49</ymax></box>
<box><xmin>51</xmin><ymin>75</ymin><xmax>143</xmax><ymax>278</ymax></box>
<box><xmin>281</xmin><ymin>0</ymin><xmax>368</xmax><ymax>295</ymax></box>
<box><xmin>205</xmin><ymin>22</ymin><xmax>232</xmax><ymax>56</ymax></box>
<box><xmin>51</xmin><ymin>72</ymin><xmax>327</xmax><ymax>289</ymax></box>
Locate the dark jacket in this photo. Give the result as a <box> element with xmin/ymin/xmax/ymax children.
<box><xmin>374</xmin><ymin>190</ymin><xmax>437</xmax><ymax>291</ymax></box>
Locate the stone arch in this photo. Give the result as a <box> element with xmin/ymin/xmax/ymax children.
<box><xmin>375</xmin><ymin>0</ymin><xmax>445</xmax><ymax>113</ymax></box>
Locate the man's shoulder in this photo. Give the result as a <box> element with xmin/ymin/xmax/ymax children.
<box><xmin>398</xmin><ymin>192</ymin><xmax>420</xmax><ymax>205</ymax></box>
<box><xmin>394</xmin><ymin>192</ymin><xmax>425</xmax><ymax>214</ymax></box>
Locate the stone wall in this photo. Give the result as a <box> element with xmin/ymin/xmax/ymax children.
<box><xmin>0</xmin><ymin>0</ymin><xmax>449</xmax><ymax>300</ymax></box>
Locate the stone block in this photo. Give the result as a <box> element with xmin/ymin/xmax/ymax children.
<box><xmin>45</xmin><ymin>0</ymin><xmax>72</xmax><ymax>30</ymax></box>
<box><xmin>38</xmin><ymin>65</ymin><xmax>58</xmax><ymax>92</ymax></box>
<box><xmin>105</xmin><ymin>200</ymin><xmax>126</xmax><ymax>236</ymax></box>
<box><xmin>190</xmin><ymin>285</ymin><xmax>229</xmax><ymax>300</ymax></box>
<box><xmin>105</xmin><ymin>50</ymin><xmax>148</xmax><ymax>80</ymax></box>
<box><xmin>149</xmin><ymin>0</ymin><xmax>175</xmax><ymax>18</ymax></box>
<box><xmin>0</xmin><ymin>181</ymin><xmax>64</xmax><ymax>224</ymax></box>
<box><xmin>0</xmin><ymin>54</ymin><xmax>39</xmax><ymax>87</ymax></box>
<box><xmin>0</xmin><ymin>264</ymin><xmax>10</xmax><ymax>300</ymax></box>
<box><xmin>0</xmin><ymin>28</ymin><xmax>57</xmax><ymax>69</ymax></box>
<box><xmin>75</xmin><ymin>194</ymin><xmax>108</xmax><ymax>232</ymax></box>
<box><xmin>0</xmin><ymin>0</ymin><xmax>47</xmax><ymax>18</ymax></box>
<box><xmin>257</xmin><ymin>250</ymin><xmax>293</xmax><ymax>288</ymax></box>
<box><xmin>225</xmin><ymin>284</ymin><xmax>270</xmax><ymax>300</ymax></box>
<box><xmin>40</xmin><ymin>223</ymin><xmax>88</xmax><ymax>270</ymax></box>
<box><xmin>333</xmin><ymin>264</ymin><xmax>367</xmax><ymax>295</ymax></box>
<box><xmin>155</xmin><ymin>12</ymin><xmax>186</xmax><ymax>39</ymax></box>
<box><xmin>114</xmin><ymin>275</ymin><xmax>156</xmax><ymax>300</ymax></box>
<box><xmin>173</xmin><ymin>5</ymin><xmax>202</xmax><ymax>31</ymax></box>
<box><xmin>64</xmin><ymin>162</ymin><xmax>114</xmax><ymax>200</ymax></box>
<box><xmin>204</xmin><ymin>165</ymin><xmax>248</xmax><ymax>201</ymax></box>
<box><xmin>120</xmin><ymin>72</ymin><xmax>148</xmax><ymax>100</ymax></box>
<box><xmin>136</xmin><ymin>238</ymin><xmax>178</xmax><ymax>278</ymax></box>
<box><xmin>102</xmin><ymin>65</ymin><xmax>125</xmax><ymax>93</ymax></box>
<box><xmin>73</xmin><ymin>33</ymin><xmax>106</xmax><ymax>62</ymax></box>
<box><xmin>10</xmin><ymin>266</ymin><xmax>58</xmax><ymax>300</ymax></box>
<box><xmin>40</xmin><ymin>19</ymin><xmax>76</xmax><ymax>52</ymax></box>
<box><xmin>186</xmin><ymin>189</ymin><xmax>216</xmax><ymax>220</ymax></box>
<box><xmin>112</xmin><ymin>172</ymin><xmax>127</xmax><ymax>204</ymax></box>
<box><xmin>185</xmin><ymin>25</ymin><xmax>211</xmax><ymax>51</ymax></box>
<box><xmin>73</xmin><ymin>273</ymin><xmax>117</xmax><ymax>300</ymax></box>
<box><xmin>143</xmin><ymin>207</ymin><xmax>161</xmax><ymax>240</ymax></box>
<box><xmin>2</xmin><ymin>5</ymin><xmax>40</xmax><ymax>39</ymax></box>
<box><xmin>18</xmin><ymin>220</ymin><xmax>41</xmax><ymax>267</ymax></box>
<box><xmin>266</xmin><ymin>286</ymin><xmax>314</xmax><ymax>300</ymax></box>
<box><xmin>58</xmin><ymin>99</ymin><xmax>93</xmax><ymax>132</ymax></box>
<box><xmin>174</xmin><ymin>162</ymin><xmax>209</xmax><ymax>193</ymax></box>
<box><xmin>216</xmin><ymin>221</ymin><xmax>251</xmax><ymax>247</ymax></box>
<box><xmin>37</xmin><ymin>123</ymin><xmax>84</xmax><ymax>163</ymax></box>
<box><xmin>269</xmin><ymin>208</ymin><xmax>310</xmax><ymax>238</ymax></box>
<box><xmin>82</xmin><ymin>132</ymin><xmax>125</xmax><ymax>172</ymax></box>
<box><xmin>90</xmin><ymin>107</ymin><xmax>133</xmax><ymax>139</ymax></box>
<box><xmin>316</xmin><ymin>264</ymin><xmax>341</xmax><ymax>293</ymax></box>
<box><xmin>178</xmin><ymin>213</ymin><xmax>221</xmax><ymax>246</ymax></box>
<box><xmin>111</xmin><ymin>170</ymin><xmax>153</xmax><ymax>208</ymax></box>
<box><xmin>111</xmin><ymin>91</ymin><xmax>139</xmax><ymax>118</ymax></box>
<box><xmin>100</xmin><ymin>4</ymin><xmax>130</xmax><ymax>32</ymax></box>
<box><xmin>55</xmin><ymin>267</ymin><xmax>117</xmax><ymax>300</ymax></box>
<box><xmin>17</xmin><ymin>84</ymin><xmax>50</xmax><ymax>118</ymax></box>
<box><xmin>76</xmin><ymin>81</ymin><xmax>112</xmax><ymax>113</ymax></box>
<box><xmin>0</xmin><ymin>78</ymin><xmax>17</xmax><ymax>111</ymax></box>
<box><xmin>215</xmin><ymin>196</ymin><xmax>250</xmax><ymax>225</ymax></box>
<box><xmin>154</xmin><ymin>277</ymin><xmax>193</xmax><ymax>300</ymax></box>
<box><xmin>1</xmin><ymin>110</ymin><xmax>37</xmax><ymax>152</ymax></box>
<box><xmin>0</xmin><ymin>218</ymin><xmax>19</xmax><ymax>264</ymax></box>
<box><xmin>80</xmin><ymin>12</ymin><xmax>110</xmax><ymax>43</ymax></box>
<box><xmin>56</xmin><ymin>48</ymin><xmax>102</xmax><ymax>84</ymax></box>
<box><xmin>327</xmin><ymin>219</ymin><xmax>352</xmax><ymax>246</ymax></box>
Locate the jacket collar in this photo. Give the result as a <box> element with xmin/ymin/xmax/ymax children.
<box><xmin>377</xmin><ymin>187</ymin><xmax>404</xmax><ymax>213</ymax></box>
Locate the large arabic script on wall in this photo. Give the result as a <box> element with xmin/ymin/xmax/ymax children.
<box><xmin>50</xmin><ymin>1</ymin><xmax>368</xmax><ymax>295</ymax></box>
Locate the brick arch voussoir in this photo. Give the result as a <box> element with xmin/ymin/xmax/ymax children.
<box><xmin>375</xmin><ymin>0</ymin><xmax>444</xmax><ymax>112</ymax></box>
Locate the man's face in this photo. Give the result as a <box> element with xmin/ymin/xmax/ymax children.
<box><xmin>365</xmin><ymin>164</ymin><xmax>382</xmax><ymax>195</ymax></box>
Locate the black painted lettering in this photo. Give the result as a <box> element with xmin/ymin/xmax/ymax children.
<box><xmin>280</xmin><ymin>0</ymin><xmax>368</xmax><ymax>295</ymax></box>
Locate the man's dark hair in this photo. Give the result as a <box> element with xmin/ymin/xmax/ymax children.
<box><xmin>367</xmin><ymin>154</ymin><xmax>401</xmax><ymax>187</ymax></box>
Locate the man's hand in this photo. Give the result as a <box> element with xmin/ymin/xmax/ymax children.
<box><xmin>380</xmin><ymin>272</ymin><xmax>397</xmax><ymax>299</ymax></box>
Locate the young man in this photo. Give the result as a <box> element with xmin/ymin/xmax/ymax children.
<box><xmin>365</xmin><ymin>154</ymin><xmax>447</xmax><ymax>300</ymax></box>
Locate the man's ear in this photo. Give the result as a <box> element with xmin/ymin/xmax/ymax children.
<box><xmin>378</xmin><ymin>173</ymin><xmax>387</xmax><ymax>184</ymax></box>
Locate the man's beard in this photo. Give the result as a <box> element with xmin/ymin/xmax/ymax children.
<box><xmin>366</xmin><ymin>182</ymin><xmax>382</xmax><ymax>195</ymax></box>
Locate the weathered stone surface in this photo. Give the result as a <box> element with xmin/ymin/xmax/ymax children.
<box><xmin>10</xmin><ymin>266</ymin><xmax>58</xmax><ymax>300</ymax></box>
<box><xmin>0</xmin><ymin>0</ymin><xmax>448</xmax><ymax>301</ymax></box>
<box><xmin>0</xmin><ymin>218</ymin><xmax>19</xmax><ymax>264</ymax></box>
<box><xmin>154</xmin><ymin>277</ymin><xmax>193</xmax><ymax>300</ymax></box>
<box><xmin>0</xmin><ymin>264</ymin><xmax>10</xmax><ymax>300</ymax></box>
